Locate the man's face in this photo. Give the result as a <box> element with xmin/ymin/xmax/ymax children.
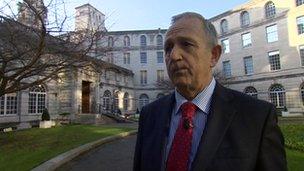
<box><xmin>165</xmin><ymin>17</ymin><xmax>215</xmax><ymax>94</ymax></box>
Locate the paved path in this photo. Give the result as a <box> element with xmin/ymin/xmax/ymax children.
<box><xmin>56</xmin><ymin>135</ymin><xmax>137</xmax><ymax>171</ymax></box>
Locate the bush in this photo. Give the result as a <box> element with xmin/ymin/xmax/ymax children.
<box><xmin>41</xmin><ymin>108</ymin><xmax>50</xmax><ymax>121</ymax></box>
<box><xmin>59</xmin><ymin>112</ymin><xmax>70</xmax><ymax>116</ymax></box>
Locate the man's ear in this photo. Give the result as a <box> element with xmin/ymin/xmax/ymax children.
<box><xmin>210</xmin><ymin>45</ymin><xmax>222</xmax><ymax>67</ymax></box>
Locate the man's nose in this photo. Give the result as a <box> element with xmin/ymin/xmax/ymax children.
<box><xmin>169</xmin><ymin>46</ymin><xmax>182</xmax><ymax>61</ymax></box>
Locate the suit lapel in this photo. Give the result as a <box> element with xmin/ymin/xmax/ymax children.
<box><xmin>159</xmin><ymin>93</ymin><xmax>175</xmax><ymax>171</ymax></box>
<box><xmin>192</xmin><ymin>83</ymin><xmax>237</xmax><ymax>171</ymax></box>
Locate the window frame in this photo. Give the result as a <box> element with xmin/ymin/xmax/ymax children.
<box><xmin>140</xmin><ymin>52</ymin><xmax>147</xmax><ymax>64</ymax></box>
<box><xmin>222</xmin><ymin>60</ymin><xmax>232</xmax><ymax>78</ymax></box>
<box><xmin>266</xmin><ymin>24</ymin><xmax>278</xmax><ymax>43</ymax></box>
<box><xmin>296</xmin><ymin>16</ymin><xmax>304</xmax><ymax>35</ymax></box>
<box><xmin>243</xmin><ymin>56</ymin><xmax>254</xmax><ymax>75</ymax></box>
<box><xmin>265</xmin><ymin>1</ymin><xmax>276</xmax><ymax>19</ymax></box>
<box><xmin>0</xmin><ymin>93</ymin><xmax>18</xmax><ymax>116</ymax></box>
<box><xmin>268</xmin><ymin>50</ymin><xmax>281</xmax><ymax>71</ymax></box>
<box><xmin>240</xmin><ymin>11</ymin><xmax>250</xmax><ymax>27</ymax></box>
<box><xmin>242</xmin><ymin>32</ymin><xmax>252</xmax><ymax>48</ymax></box>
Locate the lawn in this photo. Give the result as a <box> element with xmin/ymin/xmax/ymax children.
<box><xmin>0</xmin><ymin>125</ymin><xmax>134</xmax><ymax>171</ymax></box>
<box><xmin>280</xmin><ymin>124</ymin><xmax>304</xmax><ymax>171</ymax></box>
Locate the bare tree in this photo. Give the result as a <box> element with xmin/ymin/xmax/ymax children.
<box><xmin>0</xmin><ymin>0</ymin><xmax>109</xmax><ymax>96</ymax></box>
<box><xmin>213</xmin><ymin>68</ymin><xmax>229</xmax><ymax>85</ymax></box>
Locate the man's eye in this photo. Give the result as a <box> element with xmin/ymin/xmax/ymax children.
<box><xmin>182</xmin><ymin>41</ymin><xmax>193</xmax><ymax>47</ymax></box>
<box><xmin>165</xmin><ymin>46</ymin><xmax>172</xmax><ymax>54</ymax></box>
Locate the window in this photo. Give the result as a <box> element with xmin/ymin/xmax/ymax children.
<box><xmin>268</xmin><ymin>51</ymin><xmax>281</xmax><ymax>71</ymax></box>
<box><xmin>297</xmin><ymin>16</ymin><xmax>304</xmax><ymax>35</ymax></box>
<box><xmin>103</xmin><ymin>90</ymin><xmax>111</xmax><ymax>111</ymax></box>
<box><xmin>108</xmin><ymin>36</ymin><xmax>114</xmax><ymax>47</ymax></box>
<box><xmin>296</xmin><ymin>0</ymin><xmax>304</xmax><ymax>6</ymax></box>
<box><xmin>269</xmin><ymin>84</ymin><xmax>286</xmax><ymax>107</ymax></box>
<box><xmin>140</xmin><ymin>52</ymin><xmax>147</xmax><ymax>64</ymax></box>
<box><xmin>300</xmin><ymin>45</ymin><xmax>304</xmax><ymax>66</ymax></box>
<box><xmin>113</xmin><ymin>92</ymin><xmax>119</xmax><ymax>111</ymax></box>
<box><xmin>139</xmin><ymin>94</ymin><xmax>149</xmax><ymax>110</ymax></box>
<box><xmin>0</xmin><ymin>93</ymin><xmax>17</xmax><ymax>115</ymax></box>
<box><xmin>244</xmin><ymin>86</ymin><xmax>258</xmax><ymax>98</ymax></box>
<box><xmin>265</xmin><ymin>1</ymin><xmax>276</xmax><ymax>19</ymax></box>
<box><xmin>124</xmin><ymin>53</ymin><xmax>130</xmax><ymax>64</ymax></box>
<box><xmin>244</xmin><ymin>56</ymin><xmax>254</xmax><ymax>75</ymax></box>
<box><xmin>28</xmin><ymin>85</ymin><xmax>46</xmax><ymax>114</ymax></box>
<box><xmin>108</xmin><ymin>53</ymin><xmax>114</xmax><ymax>63</ymax></box>
<box><xmin>266</xmin><ymin>24</ymin><xmax>278</xmax><ymax>43</ymax></box>
<box><xmin>301</xmin><ymin>84</ymin><xmax>304</xmax><ymax>105</ymax></box>
<box><xmin>240</xmin><ymin>11</ymin><xmax>250</xmax><ymax>27</ymax></box>
<box><xmin>115</xmin><ymin>73</ymin><xmax>121</xmax><ymax>82</ymax></box>
<box><xmin>242</xmin><ymin>32</ymin><xmax>252</xmax><ymax>47</ymax></box>
<box><xmin>157</xmin><ymin>70</ymin><xmax>164</xmax><ymax>82</ymax></box>
<box><xmin>124</xmin><ymin>36</ymin><xmax>130</xmax><ymax>47</ymax></box>
<box><xmin>123</xmin><ymin>93</ymin><xmax>129</xmax><ymax>111</ymax></box>
<box><xmin>222</xmin><ymin>61</ymin><xmax>232</xmax><ymax>77</ymax></box>
<box><xmin>140</xmin><ymin>35</ymin><xmax>147</xmax><ymax>46</ymax></box>
<box><xmin>156</xmin><ymin>35</ymin><xmax>163</xmax><ymax>46</ymax></box>
<box><xmin>157</xmin><ymin>51</ymin><xmax>164</xmax><ymax>63</ymax></box>
<box><xmin>221</xmin><ymin>39</ymin><xmax>230</xmax><ymax>53</ymax></box>
<box><xmin>140</xmin><ymin>70</ymin><xmax>147</xmax><ymax>85</ymax></box>
<box><xmin>220</xmin><ymin>19</ymin><xmax>228</xmax><ymax>34</ymax></box>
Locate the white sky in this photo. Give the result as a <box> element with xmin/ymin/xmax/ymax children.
<box><xmin>0</xmin><ymin>0</ymin><xmax>249</xmax><ymax>31</ymax></box>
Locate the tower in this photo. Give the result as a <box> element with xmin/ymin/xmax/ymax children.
<box><xmin>75</xmin><ymin>4</ymin><xmax>106</xmax><ymax>32</ymax></box>
<box><xmin>17</xmin><ymin>0</ymin><xmax>47</xmax><ymax>29</ymax></box>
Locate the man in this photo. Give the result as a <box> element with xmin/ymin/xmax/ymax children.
<box><xmin>133</xmin><ymin>12</ymin><xmax>287</xmax><ymax>171</ymax></box>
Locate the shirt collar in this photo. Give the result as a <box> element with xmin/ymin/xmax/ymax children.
<box><xmin>174</xmin><ymin>77</ymin><xmax>216</xmax><ymax>115</ymax></box>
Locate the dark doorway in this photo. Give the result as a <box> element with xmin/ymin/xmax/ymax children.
<box><xmin>82</xmin><ymin>81</ymin><xmax>91</xmax><ymax>113</ymax></box>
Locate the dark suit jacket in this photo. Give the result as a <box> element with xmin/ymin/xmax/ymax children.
<box><xmin>133</xmin><ymin>83</ymin><xmax>287</xmax><ymax>171</ymax></box>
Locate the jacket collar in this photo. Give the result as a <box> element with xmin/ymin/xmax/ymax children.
<box><xmin>191</xmin><ymin>82</ymin><xmax>237</xmax><ymax>171</ymax></box>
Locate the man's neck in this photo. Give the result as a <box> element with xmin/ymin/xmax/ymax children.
<box><xmin>176</xmin><ymin>78</ymin><xmax>213</xmax><ymax>101</ymax></box>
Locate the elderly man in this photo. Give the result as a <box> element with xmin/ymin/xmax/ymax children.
<box><xmin>133</xmin><ymin>12</ymin><xmax>287</xmax><ymax>171</ymax></box>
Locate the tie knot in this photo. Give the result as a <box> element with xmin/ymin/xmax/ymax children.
<box><xmin>181</xmin><ymin>102</ymin><xmax>197</xmax><ymax>118</ymax></box>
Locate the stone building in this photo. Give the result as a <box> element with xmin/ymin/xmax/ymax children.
<box><xmin>211</xmin><ymin>0</ymin><xmax>304</xmax><ymax>114</ymax></box>
<box><xmin>1</xmin><ymin>0</ymin><xmax>304</xmax><ymax>126</ymax></box>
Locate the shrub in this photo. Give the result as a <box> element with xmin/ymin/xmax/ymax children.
<box><xmin>41</xmin><ymin>108</ymin><xmax>50</xmax><ymax>121</ymax></box>
<box><xmin>59</xmin><ymin>112</ymin><xmax>70</xmax><ymax>116</ymax></box>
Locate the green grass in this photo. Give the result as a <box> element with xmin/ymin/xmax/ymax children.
<box><xmin>286</xmin><ymin>148</ymin><xmax>304</xmax><ymax>171</ymax></box>
<box><xmin>279</xmin><ymin>124</ymin><xmax>304</xmax><ymax>170</ymax></box>
<box><xmin>0</xmin><ymin>125</ymin><xmax>134</xmax><ymax>171</ymax></box>
<box><xmin>280</xmin><ymin>124</ymin><xmax>304</xmax><ymax>152</ymax></box>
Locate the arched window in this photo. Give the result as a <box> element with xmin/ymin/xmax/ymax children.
<box><xmin>220</xmin><ymin>19</ymin><xmax>228</xmax><ymax>34</ymax></box>
<box><xmin>124</xmin><ymin>36</ymin><xmax>130</xmax><ymax>47</ymax></box>
<box><xmin>139</xmin><ymin>94</ymin><xmax>149</xmax><ymax>110</ymax></box>
<box><xmin>300</xmin><ymin>84</ymin><xmax>304</xmax><ymax>105</ymax></box>
<box><xmin>240</xmin><ymin>11</ymin><xmax>250</xmax><ymax>27</ymax></box>
<box><xmin>113</xmin><ymin>91</ymin><xmax>119</xmax><ymax>111</ymax></box>
<box><xmin>28</xmin><ymin>85</ymin><xmax>46</xmax><ymax>114</ymax></box>
<box><xmin>123</xmin><ymin>93</ymin><xmax>129</xmax><ymax>110</ymax></box>
<box><xmin>0</xmin><ymin>93</ymin><xmax>17</xmax><ymax>115</ymax></box>
<box><xmin>156</xmin><ymin>93</ymin><xmax>165</xmax><ymax>99</ymax></box>
<box><xmin>269</xmin><ymin>84</ymin><xmax>286</xmax><ymax>107</ymax></box>
<box><xmin>297</xmin><ymin>0</ymin><xmax>304</xmax><ymax>6</ymax></box>
<box><xmin>108</xmin><ymin>36</ymin><xmax>114</xmax><ymax>47</ymax></box>
<box><xmin>140</xmin><ymin>35</ymin><xmax>147</xmax><ymax>47</ymax></box>
<box><xmin>244</xmin><ymin>86</ymin><xmax>258</xmax><ymax>98</ymax></box>
<box><xmin>156</xmin><ymin>35</ymin><xmax>163</xmax><ymax>46</ymax></box>
<box><xmin>265</xmin><ymin>1</ymin><xmax>276</xmax><ymax>19</ymax></box>
<box><xmin>103</xmin><ymin>90</ymin><xmax>111</xmax><ymax>111</ymax></box>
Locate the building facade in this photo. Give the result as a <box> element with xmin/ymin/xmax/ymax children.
<box><xmin>211</xmin><ymin>0</ymin><xmax>304</xmax><ymax>114</ymax></box>
<box><xmin>1</xmin><ymin>0</ymin><xmax>304</xmax><ymax>126</ymax></box>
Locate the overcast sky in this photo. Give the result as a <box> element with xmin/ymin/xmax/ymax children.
<box><xmin>1</xmin><ymin>0</ymin><xmax>249</xmax><ymax>31</ymax></box>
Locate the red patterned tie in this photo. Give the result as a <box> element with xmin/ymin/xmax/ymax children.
<box><xmin>166</xmin><ymin>102</ymin><xmax>197</xmax><ymax>171</ymax></box>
